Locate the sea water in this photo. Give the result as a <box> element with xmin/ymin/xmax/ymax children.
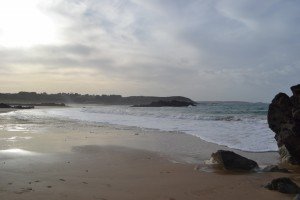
<box><xmin>0</xmin><ymin>102</ymin><xmax>277</xmax><ymax>152</ymax></box>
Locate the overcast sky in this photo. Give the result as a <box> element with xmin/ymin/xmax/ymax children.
<box><xmin>0</xmin><ymin>0</ymin><xmax>299</xmax><ymax>102</ymax></box>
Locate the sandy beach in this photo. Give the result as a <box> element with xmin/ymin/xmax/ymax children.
<box><xmin>0</xmin><ymin>108</ymin><xmax>298</xmax><ymax>200</ymax></box>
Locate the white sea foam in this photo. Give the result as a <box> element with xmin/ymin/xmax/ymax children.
<box><xmin>0</xmin><ymin>103</ymin><xmax>278</xmax><ymax>152</ymax></box>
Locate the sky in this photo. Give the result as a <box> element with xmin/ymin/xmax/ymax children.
<box><xmin>0</xmin><ymin>0</ymin><xmax>299</xmax><ymax>102</ymax></box>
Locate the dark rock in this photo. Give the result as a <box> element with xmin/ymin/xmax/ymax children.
<box><xmin>210</xmin><ymin>150</ymin><xmax>259</xmax><ymax>171</ymax></box>
<box><xmin>294</xmin><ymin>193</ymin><xmax>300</xmax><ymax>200</ymax></box>
<box><xmin>0</xmin><ymin>103</ymin><xmax>11</xmax><ymax>108</ymax></box>
<box><xmin>291</xmin><ymin>85</ymin><xmax>300</xmax><ymax>96</ymax></box>
<box><xmin>132</xmin><ymin>100</ymin><xmax>196</xmax><ymax>107</ymax></box>
<box><xmin>268</xmin><ymin>84</ymin><xmax>300</xmax><ymax>164</ymax></box>
<box><xmin>265</xmin><ymin>177</ymin><xmax>300</xmax><ymax>194</ymax></box>
<box><xmin>261</xmin><ymin>165</ymin><xmax>289</xmax><ymax>173</ymax></box>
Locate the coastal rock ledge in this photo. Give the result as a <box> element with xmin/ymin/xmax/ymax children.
<box><xmin>268</xmin><ymin>84</ymin><xmax>300</xmax><ymax>164</ymax></box>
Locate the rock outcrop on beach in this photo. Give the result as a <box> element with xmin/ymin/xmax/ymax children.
<box><xmin>132</xmin><ymin>100</ymin><xmax>196</xmax><ymax>107</ymax></box>
<box><xmin>261</xmin><ymin>165</ymin><xmax>289</xmax><ymax>173</ymax></box>
<box><xmin>294</xmin><ymin>193</ymin><xmax>300</xmax><ymax>199</ymax></box>
<box><xmin>265</xmin><ymin>177</ymin><xmax>300</xmax><ymax>194</ymax></box>
<box><xmin>210</xmin><ymin>150</ymin><xmax>258</xmax><ymax>171</ymax></box>
<box><xmin>268</xmin><ymin>84</ymin><xmax>300</xmax><ymax>164</ymax></box>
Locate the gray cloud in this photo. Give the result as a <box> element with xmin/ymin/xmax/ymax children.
<box><xmin>0</xmin><ymin>0</ymin><xmax>299</xmax><ymax>101</ymax></box>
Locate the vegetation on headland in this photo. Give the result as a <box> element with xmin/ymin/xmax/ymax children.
<box><xmin>0</xmin><ymin>92</ymin><xmax>196</xmax><ymax>105</ymax></box>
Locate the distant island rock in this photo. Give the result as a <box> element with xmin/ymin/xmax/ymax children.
<box><xmin>268</xmin><ymin>84</ymin><xmax>300</xmax><ymax>165</ymax></box>
<box><xmin>33</xmin><ymin>103</ymin><xmax>66</xmax><ymax>107</ymax></box>
<box><xmin>132</xmin><ymin>100</ymin><xmax>196</xmax><ymax>107</ymax></box>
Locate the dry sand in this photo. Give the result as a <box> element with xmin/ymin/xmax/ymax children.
<box><xmin>0</xmin><ymin>111</ymin><xmax>298</xmax><ymax>199</ymax></box>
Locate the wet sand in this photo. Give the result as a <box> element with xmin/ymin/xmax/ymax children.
<box><xmin>0</xmin><ymin>110</ymin><xmax>297</xmax><ymax>199</ymax></box>
<box><xmin>0</xmin><ymin>108</ymin><xmax>16</xmax><ymax>114</ymax></box>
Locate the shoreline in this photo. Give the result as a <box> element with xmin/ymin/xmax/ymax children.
<box><xmin>0</xmin><ymin>108</ymin><xmax>279</xmax><ymax>165</ymax></box>
<box><xmin>0</xmin><ymin>102</ymin><xmax>275</xmax><ymax>153</ymax></box>
<box><xmin>0</xmin><ymin>108</ymin><xmax>17</xmax><ymax>114</ymax></box>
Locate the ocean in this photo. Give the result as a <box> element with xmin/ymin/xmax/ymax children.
<box><xmin>0</xmin><ymin>102</ymin><xmax>277</xmax><ymax>152</ymax></box>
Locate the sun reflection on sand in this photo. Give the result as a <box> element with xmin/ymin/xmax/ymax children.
<box><xmin>0</xmin><ymin>148</ymin><xmax>38</xmax><ymax>156</ymax></box>
<box><xmin>0</xmin><ymin>136</ymin><xmax>32</xmax><ymax>142</ymax></box>
<box><xmin>0</xmin><ymin>124</ymin><xmax>38</xmax><ymax>132</ymax></box>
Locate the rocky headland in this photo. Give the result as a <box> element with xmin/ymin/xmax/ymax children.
<box><xmin>268</xmin><ymin>84</ymin><xmax>300</xmax><ymax>164</ymax></box>
<box><xmin>0</xmin><ymin>92</ymin><xmax>195</xmax><ymax>105</ymax></box>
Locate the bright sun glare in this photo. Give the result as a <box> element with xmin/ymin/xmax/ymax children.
<box><xmin>0</xmin><ymin>0</ymin><xmax>58</xmax><ymax>48</ymax></box>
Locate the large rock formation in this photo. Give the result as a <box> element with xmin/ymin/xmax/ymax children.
<box><xmin>268</xmin><ymin>84</ymin><xmax>300</xmax><ymax>164</ymax></box>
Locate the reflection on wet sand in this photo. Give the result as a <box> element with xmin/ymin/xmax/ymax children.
<box><xmin>0</xmin><ymin>136</ymin><xmax>32</xmax><ymax>142</ymax></box>
<box><xmin>0</xmin><ymin>124</ymin><xmax>32</xmax><ymax>132</ymax></box>
<box><xmin>0</xmin><ymin>148</ymin><xmax>38</xmax><ymax>156</ymax></box>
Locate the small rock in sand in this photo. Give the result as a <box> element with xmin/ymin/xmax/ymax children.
<box><xmin>294</xmin><ymin>194</ymin><xmax>300</xmax><ymax>200</ymax></box>
<box><xmin>210</xmin><ymin>150</ymin><xmax>258</xmax><ymax>171</ymax></box>
<box><xmin>265</xmin><ymin>177</ymin><xmax>300</xmax><ymax>194</ymax></box>
<box><xmin>261</xmin><ymin>165</ymin><xmax>290</xmax><ymax>173</ymax></box>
